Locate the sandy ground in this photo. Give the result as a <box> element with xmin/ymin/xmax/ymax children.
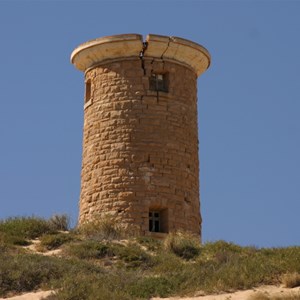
<box><xmin>0</xmin><ymin>286</ymin><xmax>299</xmax><ymax>300</ymax></box>
<box><xmin>23</xmin><ymin>240</ymin><xmax>62</xmax><ymax>257</ymax></box>
<box><xmin>0</xmin><ymin>290</ymin><xmax>53</xmax><ymax>300</ymax></box>
<box><xmin>152</xmin><ymin>285</ymin><xmax>300</xmax><ymax>300</ymax></box>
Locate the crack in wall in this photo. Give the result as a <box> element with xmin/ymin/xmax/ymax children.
<box><xmin>139</xmin><ymin>36</ymin><xmax>173</xmax><ymax>104</ymax></box>
<box><xmin>139</xmin><ymin>41</ymin><xmax>148</xmax><ymax>75</ymax></box>
<box><xmin>161</xmin><ymin>36</ymin><xmax>172</xmax><ymax>59</ymax></box>
<box><xmin>139</xmin><ymin>41</ymin><xmax>149</xmax><ymax>105</ymax></box>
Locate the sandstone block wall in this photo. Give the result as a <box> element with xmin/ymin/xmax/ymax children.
<box><xmin>71</xmin><ymin>34</ymin><xmax>210</xmax><ymax>238</ymax></box>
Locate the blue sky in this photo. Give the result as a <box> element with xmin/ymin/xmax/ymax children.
<box><xmin>0</xmin><ymin>0</ymin><xmax>299</xmax><ymax>247</ymax></box>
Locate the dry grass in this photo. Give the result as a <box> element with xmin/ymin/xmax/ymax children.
<box><xmin>77</xmin><ymin>216</ymin><xmax>124</xmax><ymax>241</ymax></box>
<box><xmin>282</xmin><ymin>273</ymin><xmax>300</xmax><ymax>288</ymax></box>
<box><xmin>164</xmin><ymin>231</ymin><xmax>201</xmax><ymax>260</ymax></box>
<box><xmin>48</xmin><ymin>214</ymin><xmax>70</xmax><ymax>231</ymax></box>
<box><xmin>36</xmin><ymin>232</ymin><xmax>75</xmax><ymax>251</ymax></box>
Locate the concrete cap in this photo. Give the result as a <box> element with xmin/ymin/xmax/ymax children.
<box><xmin>71</xmin><ymin>34</ymin><xmax>143</xmax><ymax>72</ymax></box>
<box><xmin>71</xmin><ymin>33</ymin><xmax>210</xmax><ymax>76</ymax></box>
<box><xmin>145</xmin><ymin>34</ymin><xmax>210</xmax><ymax>76</ymax></box>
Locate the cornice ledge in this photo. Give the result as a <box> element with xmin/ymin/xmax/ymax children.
<box><xmin>71</xmin><ymin>34</ymin><xmax>211</xmax><ymax>76</ymax></box>
<box><xmin>145</xmin><ymin>34</ymin><xmax>211</xmax><ymax>76</ymax></box>
<box><xmin>71</xmin><ymin>34</ymin><xmax>143</xmax><ymax>71</ymax></box>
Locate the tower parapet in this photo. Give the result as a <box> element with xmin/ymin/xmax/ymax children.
<box><xmin>71</xmin><ymin>34</ymin><xmax>210</xmax><ymax>75</ymax></box>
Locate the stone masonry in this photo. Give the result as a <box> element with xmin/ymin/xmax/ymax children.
<box><xmin>71</xmin><ymin>34</ymin><xmax>210</xmax><ymax>238</ymax></box>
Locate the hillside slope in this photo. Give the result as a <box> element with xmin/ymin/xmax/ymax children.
<box><xmin>0</xmin><ymin>216</ymin><xmax>299</xmax><ymax>300</ymax></box>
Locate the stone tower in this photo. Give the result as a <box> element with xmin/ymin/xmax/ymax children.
<box><xmin>71</xmin><ymin>34</ymin><xmax>210</xmax><ymax>238</ymax></box>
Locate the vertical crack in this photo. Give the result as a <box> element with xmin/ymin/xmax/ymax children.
<box><xmin>161</xmin><ymin>36</ymin><xmax>172</xmax><ymax>59</ymax></box>
<box><xmin>139</xmin><ymin>41</ymin><xmax>148</xmax><ymax>75</ymax></box>
<box><xmin>140</xmin><ymin>37</ymin><xmax>172</xmax><ymax>104</ymax></box>
<box><xmin>139</xmin><ymin>42</ymin><xmax>148</xmax><ymax>108</ymax></box>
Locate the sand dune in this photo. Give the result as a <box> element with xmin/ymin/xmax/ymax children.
<box><xmin>1</xmin><ymin>285</ymin><xmax>299</xmax><ymax>300</ymax></box>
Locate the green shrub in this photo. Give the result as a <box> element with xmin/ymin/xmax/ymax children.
<box><xmin>0</xmin><ymin>249</ymin><xmax>104</xmax><ymax>298</ymax></box>
<box><xmin>54</xmin><ymin>272</ymin><xmax>100</xmax><ymax>300</ymax></box>
<box><xmin>152</xmin><ymin>251</ymin><xmax>184</xmax><ymax>274</ymax></box>
<box><xmin>201</xmin><ymin>240</ymin><xmax>247</xmax><ymax>260</ymax></box>
<box><xmin>64</xmin><ymin>240</ymin><xmax>113</xmax><ymax>260</ymax></box>
<box><xmin>0</xmin><ymin>253</ymin><xmax>64</xmax><ymax>297</ymax></box>
<box><xmin>129</xmin><ymin>276</ymin><xmax>177</xmax><ymax>298</ymax></box>
<box><xmin>0</xmin><ymin>216</ymin><xmax>53</xmax><ymax>240</ymax></box>
<box><xmin>78</xmin><ymin>216</ymin><xmax>123</xmax><ymax>241</ymax></box>
<box><xmin>53</xmin><ymin>270</ymin><xmax>134</xmax><ymax>300</ymax></box>
<box><xmin>203</xmin><ymin>240</ymin><xmax>245</xmax><ymax>253</ymax></box>
<box><xmin>259</xmin><ymin>247</ymin><xmax>300</xmax><ymax>273</ymax></box>
<box><xmin>0</xmin><ymin>231</ymin><xmax>29</xmax><ymax>246</ymax></box>
<box><xmin>175</xmin><ymin>244</ymin><xmax>300</xmax><ymax>294</ymax></box>
<box><xmin>112</xmin><ymin>243</ymin><xmax>153</xmax><ymax>269</ymax></box>
<box><xmin>66</xmin><ymin>241</ymin><xmax>152</xmax><ymax>268</ymax></box>
<box><xmin>48</xmin><ymin>214</ymin><xmax>70</xmax><ymax>231</ymax></box>
<box><xmin>38</xmin><ymin>233</ymin><xmax>75</xmax><ymax>251</ymax></box>
<box><xmin>164</xmin><ymin>232</ymin><xmax>201</xmax><ymax>260</ymax></box>
<box><xmin>183</xmin><ymin>253</ymin><xmax>275</xmax><ymax>293</ymax></box>
<box><xmin>0</xmin><ymin>240</ymin><xmax>19</xmax><ymax>255</ymax></box>
<box><xmin>136</xmin><ymin>236</ymin><xmax>162</xmax><ymax>251</ymax></box>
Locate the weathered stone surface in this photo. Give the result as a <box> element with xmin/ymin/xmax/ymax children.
<box><xmin>71</xmin><ymin>34</ymin><xmax>211</xmax><ymax>239</ymax></box>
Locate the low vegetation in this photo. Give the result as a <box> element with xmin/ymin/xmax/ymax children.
<box><xmin>38</xmin><ymin>232</ymin><xmax>75</xmax><ymax>251</ymax></box>
<box><xmin>0</xmin><ymin>214</ymin><xmax>70</xmax><ymax>247</ymax></box>
<box><xmin>164</xmin><ymin>231</ymin><xmax>201</xmax><ymax>260</ymax></box>
<box><xmin>76</xmin><ymin>216</ymin><xmax>125</xmax><ymax>240</ymax></box>
<box><xmin>282</xmin><ymin>272</ymin><xmax>300</xmax><ymax>288</ymax></box>
<box><xmin>0</xmin><ymin>215</ymin><xmax>299</xmax><ymax>299</ymax></box>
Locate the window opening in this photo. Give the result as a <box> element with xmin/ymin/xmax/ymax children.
<box><xmin>149</xmin><ymin>211</ymin><xmax>160</xmax><ymax>232</ymax></box>
<box><xmin>149</xmin><ymin>73</ymin><xmax>168</xmax><ymax>92</ymax></box>
<box><xmin>85</xmin><ymin>80</ymin><xmax>92</xmax><ymax>103</ymax></box>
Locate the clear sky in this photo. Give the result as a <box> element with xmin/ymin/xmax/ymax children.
<box><xmin>0</xmin><ymin>0</ymin><xmax>299</xmax><ymax>248</ymax></box>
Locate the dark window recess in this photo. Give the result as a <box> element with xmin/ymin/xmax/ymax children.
<box><xmin>149</xmin><ymin>208</ymin><xmax>168</xmax><ymax>233</ymax></box>
<box><xmin>85</xmin><ymin>80</ymin><xmax>92</xmax><ymax>103</ymax></box>
<box><xmin>149</xmin><ymin>211</ymin><xmax>160</xmax><ymax>232</ymax></box>
<box><xmin>149</xmin><ymin>73</ymin><xmax>168</xmax><ymax>92</ymax></box>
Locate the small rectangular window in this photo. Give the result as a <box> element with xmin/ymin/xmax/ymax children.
<box><xmin>149</xmin><ymin>211</ymin><xmax>160</xmax><ymax>232</ymax></box>
<box><xmin>149</xmin><ymin>73</ymin><xmax>168</xmax><ymax>92</ymax></box>
<box><xmin>149</xmin><ymin>209</ymin><xmax>169</xmax><ymax>233</ymax></box>
<box><xmin>85</xmin><ymin>80</ymin><xmax>92</xmax><ymax>103</ymax></box>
